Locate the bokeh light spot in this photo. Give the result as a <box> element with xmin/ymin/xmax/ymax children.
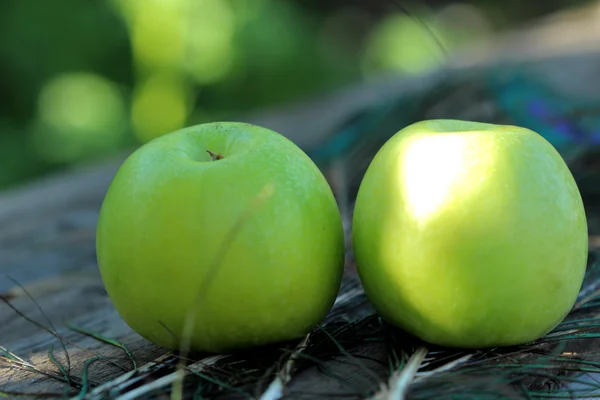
<box><xmin>31</xmin><ymin>72</ymin><xmax>127</xmax><ymax>163</ymax></box>
<box><xmin>129</xmin><ymin>0</ymin><xmax>186</xmax><ymax>71</ymax></box>
<box><xmin>131</xmin><ymin>73</ymin><xmax>189</xmax><ymax>142</ymax></box>
<box><xmin>362</xmin><ymin>12</ymin><xmax>449</xmax><ymax>76</ymax></box>
<box><xmin>183</xmin><ymin>0</ymin><xmax>236</xmax><ymax>84</ymax></box>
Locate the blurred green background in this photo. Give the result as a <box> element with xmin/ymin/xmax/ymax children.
<box><xmin>0</xmin><ymin>0</ymin><xmax>587</xmax><ymax>191</ymax></box>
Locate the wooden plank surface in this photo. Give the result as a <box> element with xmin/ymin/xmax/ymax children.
<box><xmin>3</xmin><ymin>8</ymin><xmax>600</xmax><ymax>397</ymax></box>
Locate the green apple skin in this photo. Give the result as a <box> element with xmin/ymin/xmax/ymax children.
<box><xmin>96</xmin><ymin>122</ymin><xmax>345</xmax><ymax>353</ymax></box>
<box><xmin>352</xmin><ymin>119</ymin><xmax>588</xmax><ymax>348</ymax></box>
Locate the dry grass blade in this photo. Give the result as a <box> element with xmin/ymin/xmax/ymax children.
<box><xmin>1</xmin><ymin>345</ymin><xmax>78</xmax><ymax>387</ymax></box>
<box><xmin>259</xmin><ymin>334</ymin><xmax>311</xmax><ymax>400</ymax></box>
<box><xmin>370</xmin><ymin>347</ymin><xmax>428</xmax><ymax>400</ymax></box>
<box><xmin>83</xmin><ymin>354</ymin><xmax>177</xmax><ymax>399</ymax></box>
<box><xmin>7</xmin><ymin>276</ymin><xmax>72</xmax><ymax>377</ymax></box>
<box><xmin>575</xmin><ymin>289</ymin><xmax>600</xmax><ymax>309</ymax></box>
<box><xmin>0</xmin><ymin>353</ymin><xmax>36</xmax><ymax>371</ymax></box>
<box><xmin>0</xmin><ymin>345</ymin><xmax>28</xmax><ymax>364</ymax></box>
<box><xmin>414</xmin><ymin>354</ymin><xmax>474</xmax><ymax>383</ymax></box>
<box><xmin>0</xmin><ymin>295</ymin><xmax>126</xmax><ymax>373</ymax></box>
<box><xmin>332</xmin><ymin>288</ymin><xmax>364</xmax><ymax>308</ymax></box>
<box><xmin>112</xmin><ymin>354</ymin><xmax>227</xmax><ymax>400</ymax></box>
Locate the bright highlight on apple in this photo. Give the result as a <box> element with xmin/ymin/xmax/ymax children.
<box><xmin>352</xmin><ymin>119</ymin><xmax>588</xmax><ymax>348</ymax></box>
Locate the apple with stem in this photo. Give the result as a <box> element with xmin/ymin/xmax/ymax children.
<box><xmin>96</xmin><ymin>122</ymin><xmax>345</xmax><ymax>353</ymax></box>
<box><xmin>352</xmin><ymin>119</ymin><xmax>588</xmax><ymax>348</ymax></box>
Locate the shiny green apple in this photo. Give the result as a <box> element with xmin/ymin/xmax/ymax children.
<box><xmin>96</xmin><ymin>122</ymin><xmax>345</xmax><ymax>353</ymax></box>
<box><xmin>352</xmin><ymin>119</ymin><xmax>588</xmax><ymax>348</ymax></box>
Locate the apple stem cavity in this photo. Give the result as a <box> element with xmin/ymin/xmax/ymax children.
<box><xmin>206</xmin><ymin>150</ymin><xmax>224</xmax><ymax>161</ymax></box>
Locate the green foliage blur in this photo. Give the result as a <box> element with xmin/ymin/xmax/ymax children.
<box><xmin>0</xmin><ymin>0</ymin><xmax>581</xmax><ymax>191</ymax></box>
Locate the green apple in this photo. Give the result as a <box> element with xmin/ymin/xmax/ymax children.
<box><xmin>352</xmin><ymin>119</ymin><xmax>588</xmax><ymax>348</ymax></box>
<box><xmin>96</xmin><ymin>122</ymin><xmax>345</xmax><ymax>353</ymax></box>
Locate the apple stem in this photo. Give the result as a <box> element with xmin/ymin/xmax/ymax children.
<box><xmin>206</xmin><ymin>150</ymin><xmax>223</xmax><ymax>161</ymax></box>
